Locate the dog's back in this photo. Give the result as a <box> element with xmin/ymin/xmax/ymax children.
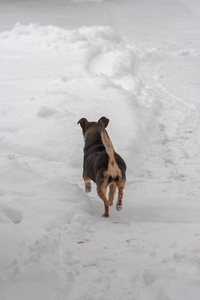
<box><xmin>83</xmin><ymin>124</ymin><xmax>126</xmax><ymax>184</ymax></box>
<box><xmin>84</xmin><ymin>125</ymin><xmax>109</xmax><ymax>183</ymax></box>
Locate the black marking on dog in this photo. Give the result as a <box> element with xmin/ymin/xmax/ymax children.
<box><xmin>108</xmin><ymin>175</ymin><xmax>120</xmax><ymax>184</ymax></box>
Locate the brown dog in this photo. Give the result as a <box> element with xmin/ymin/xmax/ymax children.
<box><xmin>78</xmin><ymin>117</ymin><xmax>126</xmax><ymax>217</ymax></box>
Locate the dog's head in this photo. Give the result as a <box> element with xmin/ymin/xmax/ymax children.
<box><xmin>77</xmin><ymin>117</ymin><xmax>109</xmax><ymax>138</ymax></box>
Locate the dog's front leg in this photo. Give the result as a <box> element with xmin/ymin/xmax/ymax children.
<box><xmin>83</xmin><ymin>171</ymin><xmax>91</xmax><ymax>193</ymax></box>
<box><xmin>97</xmin><ymin>182</ymin><xmax>109</xmax><ymax>217</ymax></box>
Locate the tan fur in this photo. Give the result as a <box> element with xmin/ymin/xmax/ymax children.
<box><xmin>116</xmin><ymin>182</ymin><xmax>125</xmax><ymax>210</ymax></box>
<box><xmin>100</xmin><ymin>129</ymin><xmax>114</xmax><ymax>157</ymax></box>
<box><xmin>97</xmin><ymin>179</ymin><xmax>109</xmax><ymax>217</ymax></box>
<box><xmin>108</xmin><ymin>183</ymin><xmax>116</xmax><ymax>206</ymax></box>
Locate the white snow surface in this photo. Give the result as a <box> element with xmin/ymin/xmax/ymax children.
<box><xmin>0</xmin><ymin>0</ymin><xmax>200</xmax><ymax>299</ymax></box>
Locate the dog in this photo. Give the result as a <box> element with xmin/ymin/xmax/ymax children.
<box><xmin>78</xmin><ymin>116</ymin><xmax>126</xmax><ymax>217</ymax></box>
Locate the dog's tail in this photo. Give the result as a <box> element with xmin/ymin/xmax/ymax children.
<box><xmin>101</xmin><ymin>129</ymin><xmax>123</xmax><ymax>181</ymax></box>
<box><xmin>101</xmin><ymin>129</ymin><xmax>121</xmax><ymax>178</ymax></box>
<box><xmin>101</xmin><ymin>129</ymin><xmax>114</xmax><ymax>157</ymax></box>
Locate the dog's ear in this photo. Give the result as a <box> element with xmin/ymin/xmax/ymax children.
<box><xmin>98</xmin><ymin>117</ymin><xmax>109</xmax><ymax>128</ymax></box>
<box><xmin>77</xmin><ymin>118</ymin><xmax>89</xmax><ymax>133</ymax></box>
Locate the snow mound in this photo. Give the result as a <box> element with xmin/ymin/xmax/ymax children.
<box><xmin>0</xmin><ymin>23</ymin><xmax>155</xmax><ymax>166</ymax></box>
<box><xmin>0</xmin><ymin>157</ymin><xmax>91</xmax><ymax>299</ymax></box>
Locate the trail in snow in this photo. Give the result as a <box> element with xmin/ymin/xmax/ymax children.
<box><xmin>1</xmin><ymin>1</ymin><xmax>200</xmax><ymax>299</ymax></box>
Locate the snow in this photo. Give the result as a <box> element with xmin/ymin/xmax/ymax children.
<box><xmin>0</xmin><ymin>0</ymin><xmax>200</xmax><ymax>299</ymax></box>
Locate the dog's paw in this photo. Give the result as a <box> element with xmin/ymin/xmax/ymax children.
<box><xmin>102</xmin><ymin>212</ymin><xmax>109</xmax><ymax>217</ymax></box>
<box><xmin>116</xmin><ymin>205</ymin><xmax>122</xmax><ymax>211</ymax></box>
<box><xmin>85</xmin><ymin>187</ymin><xmax>91</xmax><ymax>193</ymax></box>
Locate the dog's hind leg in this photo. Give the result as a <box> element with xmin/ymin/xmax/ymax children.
<box><xmin>108</xmin><ymin>183</ymin><xmax>116</xmax><ymax>206</ymax></box>
<box><xmin>83</xmin><ymin>171</ymin><xmax>91</xmax><ymax>193</ymax></box>
<box><xmin>116</xmin><ymin>182</ymin><xmax>125</xmax><ymax>211</ymax></box>
<box><xmin>97</xmin><ymin>182</ymin><xmax>109</xmax><ymax>217</ymax></box>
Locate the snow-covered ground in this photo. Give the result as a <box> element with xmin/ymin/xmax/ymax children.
<box><xmin>0</xmin><ymin>0</ymin><xmax>200</xmax><ymax>299</ymax></box>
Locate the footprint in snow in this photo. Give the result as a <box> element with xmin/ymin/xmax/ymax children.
<box><xmin>37</xmin><ymin>106</ymin><xmax>58</xmax><ymax>118</ymax></box>
<box><xmin>0</xmin><ymin>205</ymin><xmax>23</xmax><ymax>224</ymax></box>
